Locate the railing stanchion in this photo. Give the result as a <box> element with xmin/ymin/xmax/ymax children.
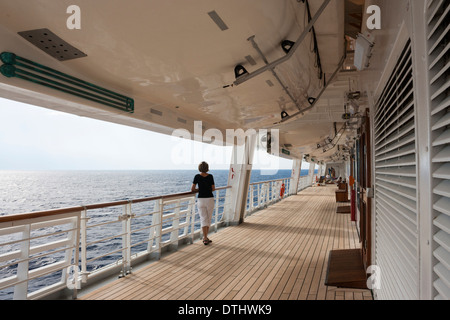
<box><xmin>80</xmin><ymin>209</ymin><xmax>88</xmax><ymax>283</ymax></box>
<box><xmin>14</xmin><ymin>225</ymin><xmax>30</xmax><ymax>300</ymax></box>
<box><xmin>155</xmin><ymin>199</ymin><xmax>163</xmax><ymax>260</ymax></box>
<box><xmin>189</xmin><ymin>197</ymin><xmax>195</xmax><ymax>244</ymax></box>
<box><xmin>214</xmin><ymin>192</ymin><xmax>219</xmax><ymax>233</ymax></box>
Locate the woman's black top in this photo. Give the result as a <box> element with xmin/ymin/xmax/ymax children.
<box><xmin>193</xmin><ymin>174</ymin><xmax>215</xmax><ymax>198</ymax></box>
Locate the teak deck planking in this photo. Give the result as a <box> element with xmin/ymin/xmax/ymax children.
<box><xmin>80</xmin><ymin>185</ymin><xmax>372</xmax><ymax>300</ymax></box>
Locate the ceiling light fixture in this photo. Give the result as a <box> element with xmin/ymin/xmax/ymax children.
<box><xmin>281</xmin><ymin>40</ymin><xmax>295</xmax><ymax>54</ymax></box>
<box><xmin>234</xmin><ymin>65</ymin><xmax>248</xmax><ymax>79</ymax></box>
<box><xmin>208</xmin><ymin>11</ymin><xmax>229</xmax><ymax>31</ymax></box>
<box><xmin>308</xmin><ymin>97</ymin><xmax>316</xmax><ymax>105</ymax></box>
<box><xmin>281</xmin><ymin>111</ymin><xmax>289</xmax><ymax>119</ymax></box>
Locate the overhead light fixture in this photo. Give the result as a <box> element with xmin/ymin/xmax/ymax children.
<box><xmin>281</xmin><ymin>40</ymin><xmax>295</xmax><ymax>54</ymax></box>
<box><xmin>347</xmin><ymin>91</ymin><xmax>361</xmax><ymax>100</ymax></box>
<box><xmin>308</xmin><ymin>97</ymin><xmax>316</xmax><ymax>105</ymax></box>
<box><xmin>234</xmin><ymin>65</ymin><xmax>248</xmax><ymax>79</ymax></box>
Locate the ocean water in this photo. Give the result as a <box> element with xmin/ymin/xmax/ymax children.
<box><xmin>0</xmin><ymin>169</ymin><xmax>308</xmax><ymax>216</ymax></box>
<box><xmin>0</xmin><ymin>169</ymin><xmax>308</xmax><ymax>299</ymax></box>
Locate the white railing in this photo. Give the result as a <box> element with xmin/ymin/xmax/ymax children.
<box><xmin>246</xmin><ymin>178</ymin><xmax>291</xmax><ymax>215</ymax></box>
<box><xmin>298</xmin><ymin>175</ymin><xmax>313</xmax><ymax>192</ymax></box>
<box><xmin>245</xmin><ymin>175</ymin><xmax>312</xmax><ymax>216</ymax></box>
<box><xmin>0</xmin><ymin>174</ymin><xmax>315</xmax><ymax>300</ymax></box>
<box><xmin>0</xmin><ymin>187</ymin><xmax>230</xmax><ymax>300</ymax></box>
<box><xmin>246</xmin><ymin>176</ymin><xmax>311</xmax><ymax>215</ymax></box>
<box><xmin>0</xmin><ymin>210</ymin><xmax>80</xmax><ymax>300</ymax></box>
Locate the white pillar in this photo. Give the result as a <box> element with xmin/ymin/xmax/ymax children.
<box><xmin>225</xmin><ymin>134</ymin><xmax>257</xmax><ymax>225</ymax></box>
<box><xmin>308</xmin><ymin>162</ymin><xmax>316</xmax><ymax>186</ymax></box>
<box><xmin>289</xmin><ymin>157</ymin><xmax>302</xmax><ymax>195</ymax></box>
<box><xmin>318</xmin><ymin>163</ymin><xmax>323</xmax><ymax>177</ymax></box>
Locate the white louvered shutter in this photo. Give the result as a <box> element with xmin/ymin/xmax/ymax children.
<box><xmin>374</xmin><ymin>39</ymin><xmax>419</xmax><ymax>300</ymax></box>
<box><xmin>427</xmin><ymin>0</ymin><xmax>450</xmax><ymax>300</ymax></box>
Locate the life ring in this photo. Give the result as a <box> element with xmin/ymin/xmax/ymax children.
<box><xmin>280</xmin><ymin>183</ymin><xmax>285</xmax><ymax>197</ymax></box>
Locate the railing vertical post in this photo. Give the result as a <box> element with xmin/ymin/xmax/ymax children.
<box><xmin>269</xmin><ymin>182</ymin><xmax>273</xmax><ymax>202</ymax></box>
<box><xmin>223</xmin><ymin>188</ymin><xmax>231</xmax><ymax>224</ymax></box>
<box><xmin>273</xmin><ymin>181</ymin><xmax>276</xmax><ymax>201</ymax></box>
<box><xmin>189</xmin><ymin>196</ymin><xmax>195</xmax><ymax>243</ymax></box>
<box><xmin>64</xmin><ymin>213</ymin><xmax>81</xmax><ymax>300</ymax></box>
<box><xmin>80</xmin><ymin>209</ymin><xmax>88</xmax><ymax>283</ymax></box>
<box><xmin>250</xmin><ymin>185</ymin><xmax>254</xmax><ymax>213</ymax></box>
<box><xmin>120</xmin><ymin>203</ymin><xmax>132</xmax><ymax>277</ymax></box>
<box><xmin>73</xmin><ymin>213</ymin><xmax>81</xmax><ymax>299</ymax></box>
<box><xmin>155</xmin><ymin>199</ymin><xmax>163</xmax><ymax>259</ymax></box>
<box><xmin>14</xmin><ymin>225</ymin><xmax>30</xmax><ymax>300</ymax></box>
<box><xmin>268</xmin><ymin>182</ymin><xmax>271</xmax><ymax>203</ymax></box>
<box><xmin>170</xmin><ymin>200</ymin><xmax>180</xmax><ymax>251</ymax></box>
<box><xmin>214</xmin><ymin>192</ymin><xmax>219</xmax><ymax>233</ymax></box>
<box><xmin>183</xmin><ymin>198</ymin><xmax>192</xmax><ymax>238</ymax></box>
<box><xmin>245</xmin><ymin>187</ymin><xmax>250</xmax><ymax>215</ymax></box>
<box><xmin>257</xmin><ymin>184</ymin><xmax>261</xmax><ymax>208</ymax></box>
<box><xmin>147</xmin><ymin>200</ymin><xmax>159</xmax><ymax>258</ymax></box>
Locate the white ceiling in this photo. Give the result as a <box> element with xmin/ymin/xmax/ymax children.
<box><xmin>0</xmin><ymin>0</ymin><xmax>365</xmax><ymax>163</ymax></box>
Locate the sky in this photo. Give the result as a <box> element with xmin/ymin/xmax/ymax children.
<box><xmin>0</xmin><ymin>96</ymin><xmax>298</xmax><ymax>171</ymax></box>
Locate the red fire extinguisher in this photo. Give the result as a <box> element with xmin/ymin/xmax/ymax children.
<box><xmin>280</xmin><ymin>183</ymin><xmax>285</xmax><ymax>197</ymax></box>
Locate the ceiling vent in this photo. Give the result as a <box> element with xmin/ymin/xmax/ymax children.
<box><xmin>18</xmin><ymin>28</ymin><xmax>87</xmax><ymax>61</ymax></box>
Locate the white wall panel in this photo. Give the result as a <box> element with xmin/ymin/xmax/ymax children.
<box><xmin>427</xmin><ymin>0</ymin><xmax>450</xmax><ymax>301</ymax></box>
<box><xmin>374</xmin><ymin>39</ymin><xmax>419</xmax><ymax>300</ymax></box>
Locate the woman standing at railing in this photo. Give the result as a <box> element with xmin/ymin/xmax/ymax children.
<box><xmin>191</xmin><ymin>161</ymin><xmax>216</xmax><ymax>245</ymax></box>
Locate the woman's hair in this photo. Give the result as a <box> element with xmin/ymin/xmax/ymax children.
<box><xmin>198</xmin><ymin>161</ymin><xmax>209</xmax><ymax>173</ymax></box>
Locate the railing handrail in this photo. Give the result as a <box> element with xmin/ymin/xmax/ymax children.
<box><xmin>248</xmin><ymin>177</ymin><xmax>292</xmax><ymax>186</ymax></box>
<box><xmin>0</xmin><ymin>186</ymin><xmax>232</xmax><ymax>224</ymax></box>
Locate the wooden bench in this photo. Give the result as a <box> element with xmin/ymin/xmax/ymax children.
<box><xmin>338</xmin><ymin>182</ymin><xmax>348</xmax><ymax>191</ymax></box>
<box><xmin>335</xmin><ymin>190</ymin><xmax>349</xmax><ymax>202</ymax></box>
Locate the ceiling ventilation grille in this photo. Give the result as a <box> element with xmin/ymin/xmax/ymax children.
<box><xmin>18</xmin><ymin>28</ymin><xmax>87</xmax><ymax>61</ymax></box>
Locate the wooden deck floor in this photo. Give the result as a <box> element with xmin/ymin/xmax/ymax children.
<box><xmin>80</xmin><ymin>185</ymin><xmax>372</xmax><ymax>300</ymax></box>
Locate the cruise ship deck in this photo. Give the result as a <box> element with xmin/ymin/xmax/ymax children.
<box><xmin>80</xmin><ymin>185</ymin><xmax>372</xmax><ymax>301</ymax></box>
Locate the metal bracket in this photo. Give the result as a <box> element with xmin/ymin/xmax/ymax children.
<box><xmin>233</xmin><ymin>0</ymin><xmax>331</xmax><ymax>86</ymax></box>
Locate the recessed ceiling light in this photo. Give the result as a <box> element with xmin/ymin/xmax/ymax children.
<box><xmin>208</xmin><ymin>11</ymin><xmax>229</xmax><ymax>31</ymax></box>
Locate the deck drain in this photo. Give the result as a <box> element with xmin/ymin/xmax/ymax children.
<box><xmin>18</xmin><ymin>28</ymin><xmax>87</xmax><ymax>61</ymax></box>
